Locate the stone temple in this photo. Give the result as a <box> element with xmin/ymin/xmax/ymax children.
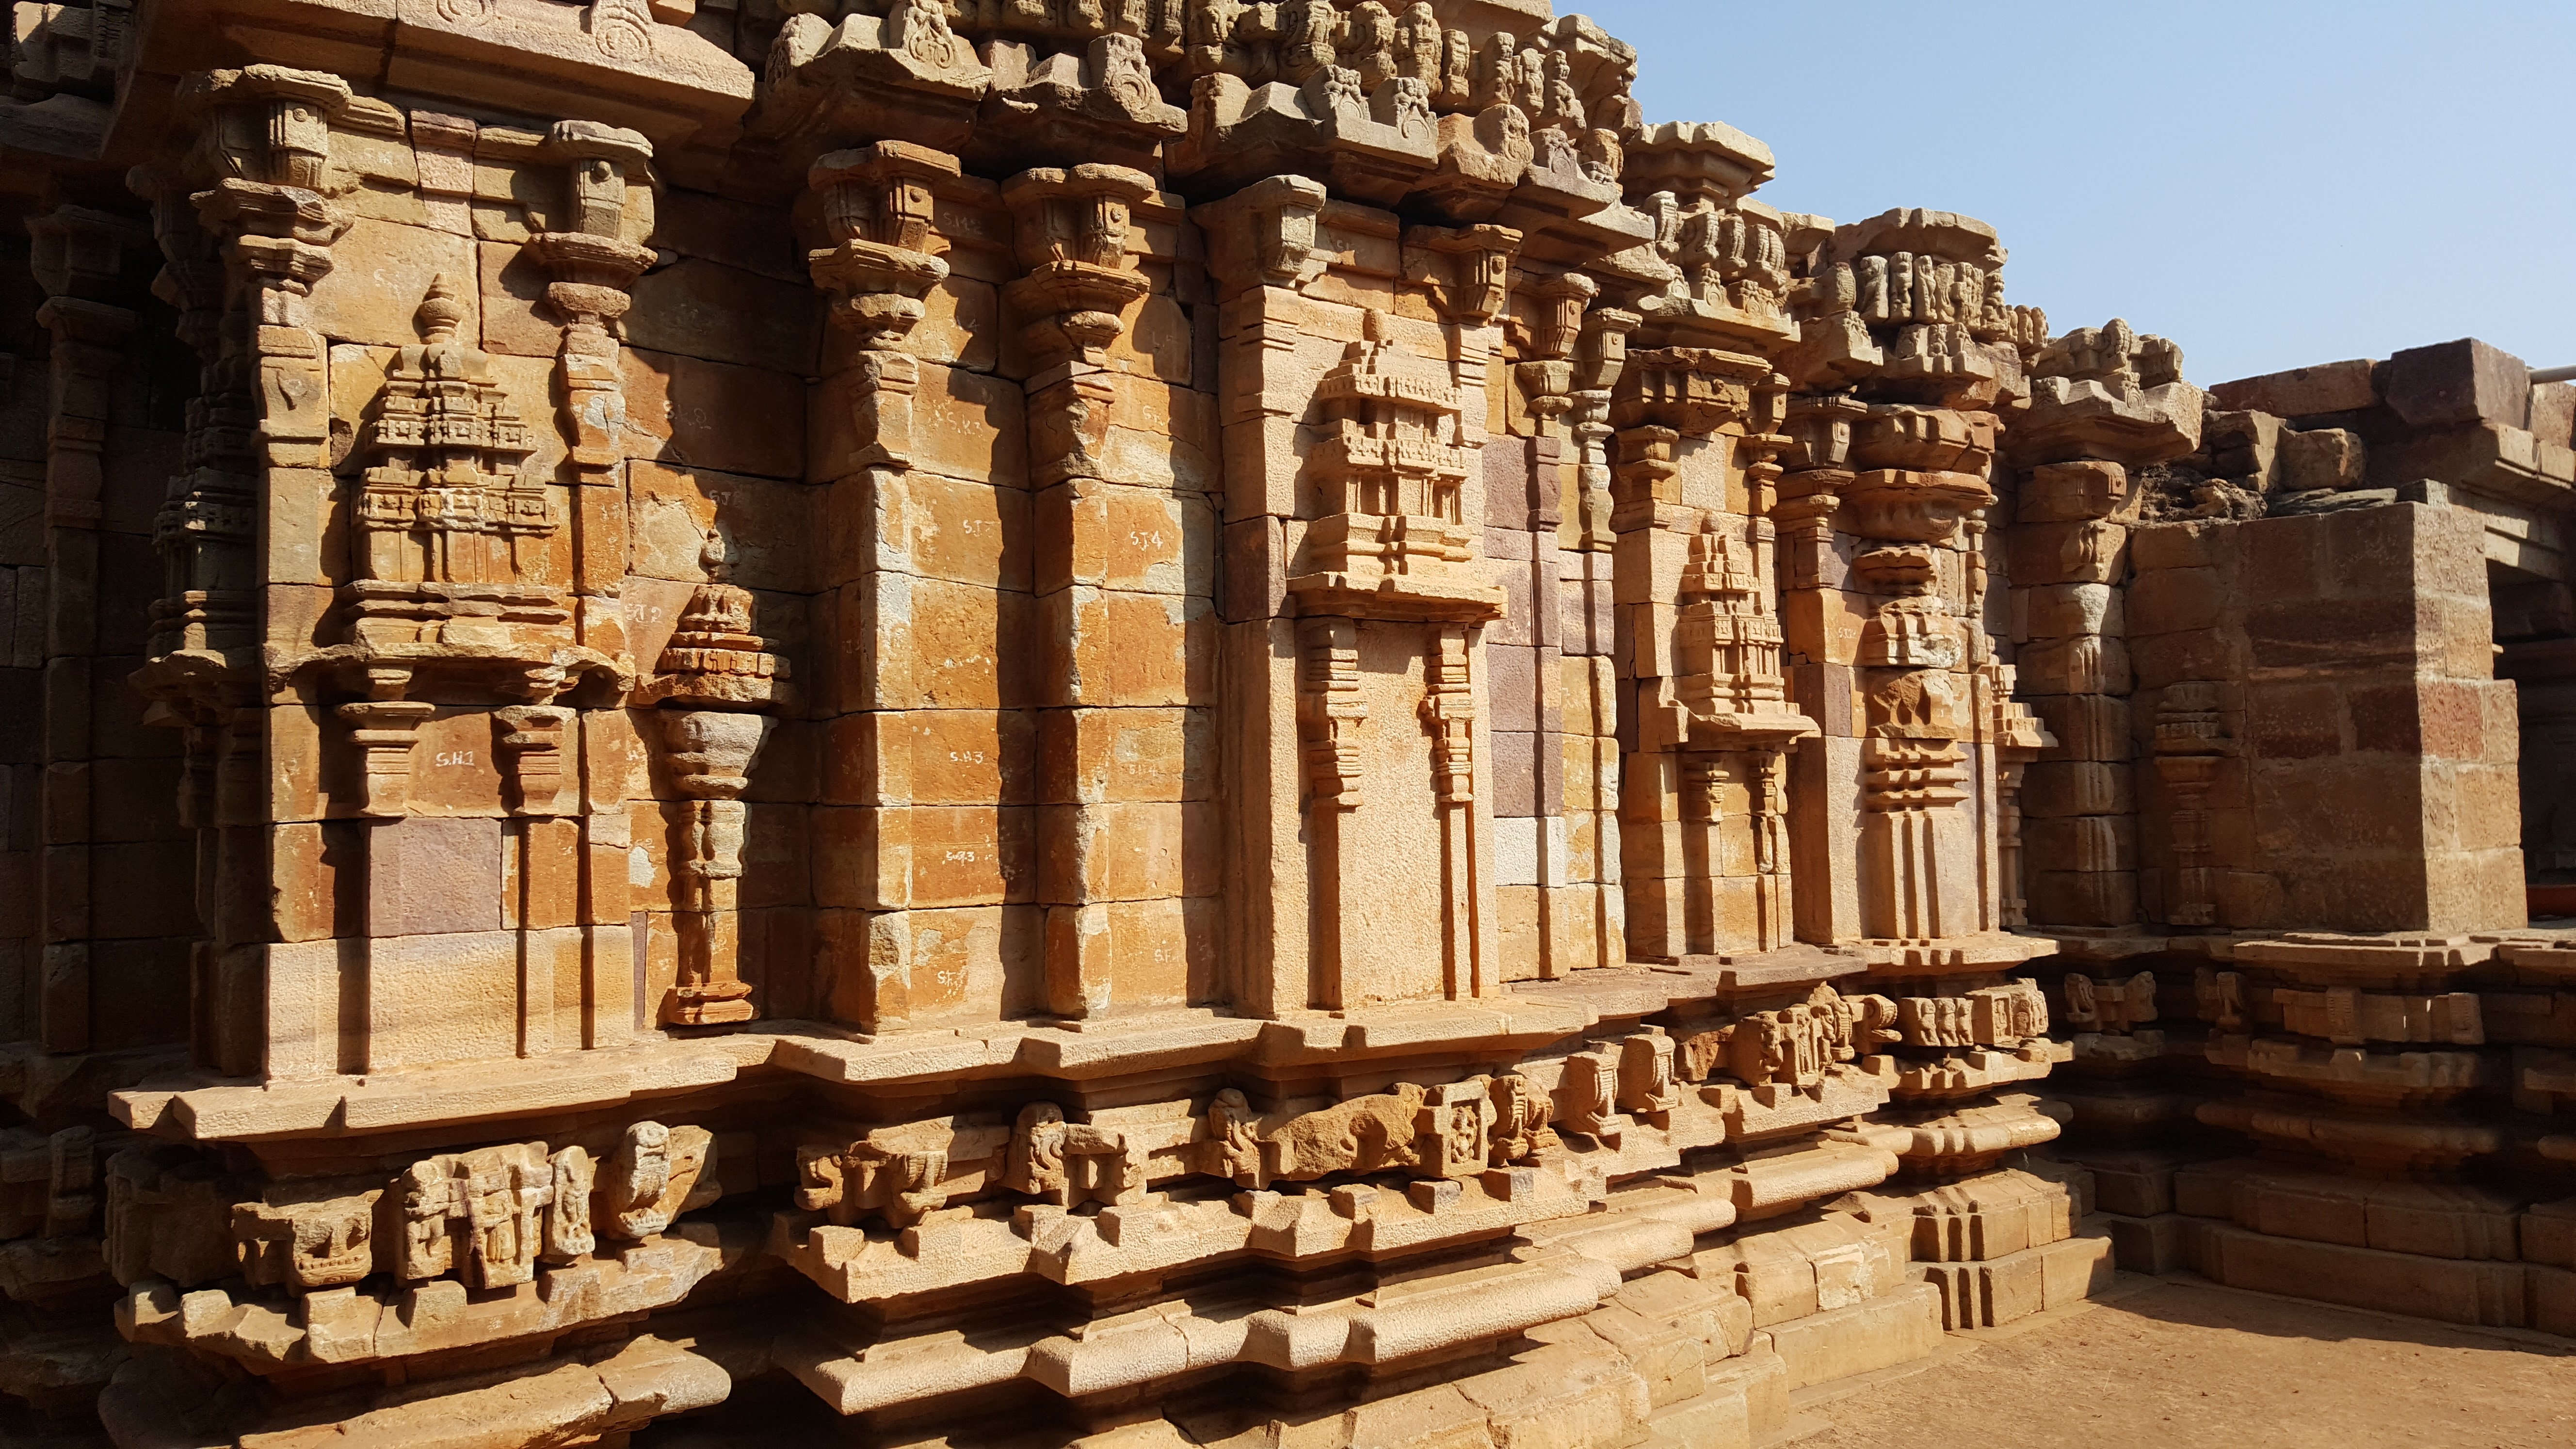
<box><xmin>0</xmin><ymin>0</ymin><xmax>2569</xmax><ymax>1444</ymax></box>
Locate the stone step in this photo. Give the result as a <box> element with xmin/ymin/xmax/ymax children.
<box><xmin>2184</xmin><ymin>1219</ymin><xmax>2540</xmax><ymax>1329</ymax></box>
<box><xmin>2088</xmin><ymin>1209</ymin><xmax>2193</xmax><ymax>1274</ymax></box>
<box><xmin>1915</xmin><ymin>1231</ymin><xmax>2117</xmax><ymax>1331</ymax></box>
<box><xmin>1761</xmin><ymin>1281</ymin><xmax>1944</xmax><ymax>1389</ymax></box>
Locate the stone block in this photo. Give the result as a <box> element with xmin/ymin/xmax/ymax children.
<box><xmin>1488</xmin><ymin>644</ymin><xmax>1539</xmax><ymax>733</ymax></box>
<box><xmin>2013</xmin><ymin>582</ymin><xmax>2121</xmax><ymax>643</ymax></box>
<box><xmin>836</xmin><ymin>575</ymin><xmax>1033</xmax><ymax>712</ymax></box>
<box><xmin>504</xmin><ymin>817</ymin><xmax>588</xmax><ymax>930</ymax></box>
<box><xmin>2128</xmin><ymin>519</ymin><xmax>2223</xmax><ymax>573</ymax></box>
<box><xmin>2124</xmin><ymin>566</ymin><xmax>2219</xmax><ymax>635</ymax></box>
<box><xmin>367</xmin><ymin>929</ymin><xmax>521</xmax><ymax>1071</ymax></box>
<box><xmin>2009</xmin><ymin>519</ymin><xmax>2129</xmax><ymax>586</ymax></box>
<box><xmin>1560</xmin><ymin>655</ymin><xmax>1608</xmax><ymax>738</ymax></box>
<box><xmin>1906</xmin><ymin>1172</ymin><xmax>2078</xmax><ymax>1263</ymax></box>
<box><xmin>1034</xmin><ymin>479</ymin><xmax>1217</xmax><ymax>597</ymax></box>
<box><xmin>1221</xmin><ymin>514</ymin><xmax>1288</xmax><ymax>623</ymax></box>
<box><xmin>1490</xmin><ymin>730</ymin><xmax>1537</xmax><ymax>819</ymax></box>
<box><xmin>656</xmin><ymin>187</ymin><xmax>803</xmax><ymax>283</ymax></box>
<box><xmin>475</xmin><ymin>239</ymin><xmax>560</xmax><ymax>358</ymax></box>
<box><xmin>813</xmin><ymin>360</ymin><xmax>1028</xmax><ymax>490</ymax></box>
<box><xmin>1045</xmin><ymin>896</ymin><xmax>1220</xmax><ymax>1015</ymax></box>
<box><xmin>2523</xmin><ymin>1198</ymin><xmax>2576</xmax><ymax>1270</ymax></box>
<box><xmin>308</xmin><ymin>218</ymin><xmax>480</xmax><ymax>349</ymax></box>
<box><xmin>1578</xmin><ymin>1302</ymin><xmax>1706</xmax><ymax>1409</ymax></box>
<box><xmin>2094</xmin><ymin>1211</ymin><xmax>2192</xmax><ymax>1274</ymax></box>
<box><xmin>2532</xmin><ymin>379</ymin><xmax>2576</xmax><ymax>449</ymax></box>
<box><xmin>1455</xmin><ymin>1341</ymin><xmax>1650</xmax><ymax>1449</ymax></box>
<box><xmin>629</xmin><ymin>460</ymin><xmax>819</xmax><ymax>594</ymax></box>
<box><xmin>2203</xmin><ymin>408</ymin><xmax>2284</xmax><ymax>485</ymax></box>
<box><xmin>627</xmin><ymin>258</ymin><xmax>820</xmax><ymax>374</ymax></box>
<box><xmin>1640</xmin><ymin>1382</ymin><xmax>1753</xmax><ymax>1449</ymax></box>
<box><xmin>2381</xmin><ymin>337</ymin><xmax>2530</xmax><ymax>431</ymax></box>
<box><xmin>1760</xmin><ymin>1283</ymin><xmax>1941</xmax><ymax>1389</ymax></box>
<box><xmin>1035</xmin><ymin>587</ymin><xmax>1214</xmax><ymax>709</ymax></box>
<box><xmin>2016</xmin><ymin>460</ymin><xmax>2130</xmax><ymax>524</ymax></box>
<box><xmin>825</xmin><ymin>904</ymin><xmax>1044</xmax><ymax>1030</ymax></box>
<box><xmin>2015</xmin><ymin>635</ymin><xmax>2131</xmax><ymax>697</ymax></box>
<box><xmin>1037</xmin><ymin>801</ymin><xmax>1216</xmax><ymax>903</ymax></box>
<box><xmin>365</xmin><ymin>817</ymin><xmax>504</xmax><ymax>938</ymax></box>
<box><xmin>824</xmin><ymin>710</ymin><xmax>1034</xmax><ymax>808</ymax></box>
<box><xmin>1337</xmin><ymin>1383</ymin><xmax>1497</xmax><ymax>1449</ymax></box>
<box><xmin>1038</xmin><ymin>708</ymin><xmax>1211</xmax><ymax>805</ymax></box>
<box><xmin>2022</xmin><ymin>761</ymin><xmax>2133</xmax><ymax>819</ymax></box>
<box><xmin>2208</xmin><ymin>358</ymin><xmax>2379</xmax><ymax>419</ymax></box>
<box><xmin>2193</xmin><ymin>1221</ymin><xmax>2529</xmax><ymax>1329</ymax></box>
<box><xmin>1481</xmin><ymin>435</ymin><xmax>1536</xmax><ymax>530</ymax></box>
<box><xmin>1493</xmin><ymin>883</ymin><xmax>1543</xmax><ymax>974</ymax></box>
<box><xmin>1918</xmin><ymin>1246</ymin><xmax>2046</xmax><ymax>1330</ymax></box>
<box><xmin>2279</xmin><ymin>427</ymin><xmax>2367</xmax><ymax>493</ymax></box>
<box><xmin>2041</xmin><ymin>1231</ymin><xmax>2117</xmax><ymax>1305</ymax></box>
<box><xmin>1490</xmin><ymin>552</ymin><xmax>1542</xmax><ymax>648</ymax></box>
<box><xmin>2025</xmin><ymin>816</ymin><xmax>2135</xmax><ymax>874</ymax></box>
<box><xmin>814</xmin><ymin>804</ymin><xmax>1033</xmax><ymax>912</ymax></box>
<box><xmin>2535</xmin><ymin>1265</ymin><xmax>2576</xmax><ymax>1337</ymax></box>
<box><xmin>1560</xmin><ymin>552</ymin><xmax>1616</xmax><ymax>658</ymax></box>
<box><xmin>2027</xmin><ymin>693</ymin><xmax>2132</xmax><ymax>763</ymax></box>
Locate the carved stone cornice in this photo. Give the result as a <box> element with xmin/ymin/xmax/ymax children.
<box><xmin>1609</xmin><ymin>345</ymin><xmax>1771</xmax><ymax>437</ymax></box>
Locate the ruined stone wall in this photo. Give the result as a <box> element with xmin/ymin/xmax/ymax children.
<box><xmin>2027</xmin><ymin>338</ymin><xmax>2575</xmax><ymax>1333</ymax></box>
<box><xmin>0</xmin><ymin>2</ymin><xmax>2563</xmax><ymax>1446</ymax></box>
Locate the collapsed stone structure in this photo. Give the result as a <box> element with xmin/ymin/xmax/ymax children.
<box><xmin>0</xmin><ymin>1</ymin><xmax>2564</xmax><ymax>1445</ymax></box>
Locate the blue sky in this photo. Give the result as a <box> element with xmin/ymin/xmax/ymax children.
<box><xmin>1577</xmin><ymin>1</ymin><xmax>2575</xmax><ymax>386</ymax></box>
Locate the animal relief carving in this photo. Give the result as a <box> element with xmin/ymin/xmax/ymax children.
<box><xmin>604</xmin><ymin>1122</ymin><xmax>721</xmax><ymax>1240</ymax></box>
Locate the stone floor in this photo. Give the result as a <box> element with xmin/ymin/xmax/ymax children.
<box><xmin>1784</xmin><ymin>1275</ymin><xmax>2576</xmax><ymax>1449</ymax></box>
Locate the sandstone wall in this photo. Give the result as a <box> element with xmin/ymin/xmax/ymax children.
<box><xmin>0</xmin><ymin>1</ymin><xmax>2560</xmax><ymax>1445</ymax></box>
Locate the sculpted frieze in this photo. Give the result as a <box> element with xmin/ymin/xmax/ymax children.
<box><xmin>1678</xmin><ymin>987</ymin><xmax>1901</xmax><ymax>1095</ymax></box>
<box><xmin>236</xmin><ymin>1184</ymin><xmax>381</xmax><ymax>1292</ymax></box>
<box><xmin>2062</xmin><ymin>970</ymin><xmax>2161</xmax><ymax>1036</ymax></box>
<box><xmin>1005</xmin><ymin>1102</ymin><xmax>1148</xmax><ymax>1209</ymax></box>
<box><xmin>99</xmin><ymin>1122</ymin><xmax>720</xmax><ymax>1301</ymax></box>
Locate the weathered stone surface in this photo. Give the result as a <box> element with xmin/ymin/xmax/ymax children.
<box><xmin>2381</xmin><ymin>338</ymin><xmax>2532</xmax><ymax>431</ymax></box>
<box><xmin>1</xmin><ymin>10</ymin><xmax>2560</xmax><ymax>1449</ymax></box>
<box><xmin>2208</xmin><ymin>358</ymin><xmax>2381</xmax><ymax>419</ymax></box>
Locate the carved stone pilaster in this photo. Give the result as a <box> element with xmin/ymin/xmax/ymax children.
<box><xmin>807</xmin><ymin>140</ymin><xmax>959</xmax><ymax>362</ymax></box>
<box><xmin>28</xmin><ymin>207</ymin><xmax>143</xmax><ymax>538</ymax></box>
<box><xmin>1296</xmin><ymin>616</ymin><xmax>1364</xmax><ymax>1011</ymax></box>
<box><xmin>1298</xmin><ymin>618</ymin><xmax>1365</xmax><ymax>813</ymax></box>
<box><xmin>529</xmin><ymin>122</ymin><xmax>656</xmax><ymax>465</ymax></box>
<box><xmin>1563</xmin><ymin>305</ymin><xmax>1639</xmax><ymax>552</ymax></box>
<box><xmin>1422</xmin><ymin>625</ymin><xmax>1476</xmax><ymax>807</ymax></box>
<box><xmin>495</xmin><ymin>706</ymin><xmax>574</xmax><ymax>817</ymax></box>
<box><xmin>521</xmin><ymin>123</ymin><xmax>658</xmax><ymax>657</ymax></box>
<box><xmin>2154</xmin><ymin>682</ymin><xmax>2230</xmax><ymax>927</ymax></box>
<box><xmin>338</xmin><ymin>670</ymin><xmax>434</xmax><ymax>820</ymax></box>
<box><xmin>641</xmin><ymin>532</ymin><xmax>789</xmax><ymax>1027</ymax></box>
<box><xmin>1512</xmin><ymin>270</ymin><xmax>1595</xmax><ymax>438</ymax></box>
<box><xmin>1002</xmin><ymin>162</ymin><xmax>1156</xmax><ymax>375</ymax></box>
<box><xmin>1987</xmin><ymin>662</ymin><xmax>2054</xmax><ymax>932</ymax></box>
<box><xmin>1000</xmin><ymin>162</ymin><xmax>1152</xmax><ymax>507</ymax></box>
<box><xmin>24</xmin><ymin>206</ymin><xmax>144</xmax><ymax>1058</ymax></box>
